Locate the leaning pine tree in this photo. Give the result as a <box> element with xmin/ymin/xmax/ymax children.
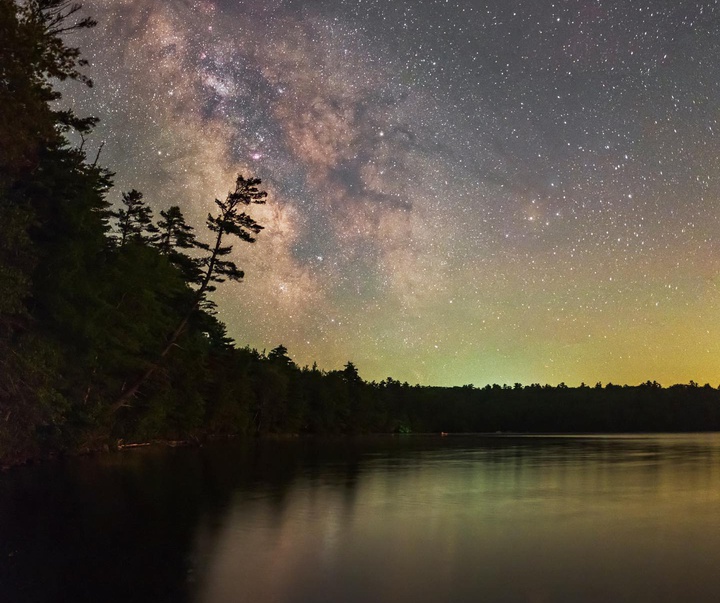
<box><xmin>110</xmin><ymin>175</ymin><xmax>267</xmax><ymax>412</ymax></box>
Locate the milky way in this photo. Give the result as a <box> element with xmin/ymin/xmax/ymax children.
<box><xmin>66</xmin><ymin>0</ymin><xmax>720</xmax><ymax>386</ymax></box>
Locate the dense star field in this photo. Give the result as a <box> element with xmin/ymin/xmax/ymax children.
<box><xmin>65</xmin><ymin>0</ymin><xmax>720</xmax><ymax>387</ymax></box>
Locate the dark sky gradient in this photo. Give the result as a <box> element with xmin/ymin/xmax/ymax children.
<box><xmin>66</xmin><ymin>0</ymin><xmax>720</xmax><ymax>386</ymax></box>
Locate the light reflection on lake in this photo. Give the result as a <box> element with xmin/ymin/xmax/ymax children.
<box><xmin>3</xmin><ymin>434</ymin><xmax>720</xmax><ymax>602</ymax></box>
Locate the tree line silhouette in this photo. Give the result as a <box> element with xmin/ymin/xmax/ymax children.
<box><xmin>2</xmin><ymin>0</ymin><xmax>720</xmax><ymax>466</ymax></box>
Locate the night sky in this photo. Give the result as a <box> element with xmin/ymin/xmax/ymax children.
<box><xmin>66</xmin><ymin>0</ymin><xmax>720</xmax><ymax>386</ymax></box>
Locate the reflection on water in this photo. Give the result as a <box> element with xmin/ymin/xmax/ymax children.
<box><xmin>2</xmin><ymin>434</ymin><xmax>720</xmax><ymax>602</ymax></box>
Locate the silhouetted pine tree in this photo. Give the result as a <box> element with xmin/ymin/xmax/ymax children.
<box><xmin>155</xmin><ymin>205</ymin><xmax>206</xmax><ymax>284</ymax></box>
<box><xmin>110</xmin><ymin>175</ymin><xmax>266</xmax><ymax>412</ymax></box>
<box><xmin>112</xmin><ymin>189</ymin><xmax>158</xmax><ymax>247</ymax></box>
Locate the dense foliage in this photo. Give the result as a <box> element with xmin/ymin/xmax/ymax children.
<box><xmin>2</xmin><ymin>1</ymin><xmax>720</xmax><ymax>465</ymax></box>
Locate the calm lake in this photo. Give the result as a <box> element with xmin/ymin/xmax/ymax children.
<box><xmin>2</xmin><ymin>434</ymin><xmax>720</xmax><ymax>602</ymax></box>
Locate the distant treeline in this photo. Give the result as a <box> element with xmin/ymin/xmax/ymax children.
<box><xmin>2</xmin><ymin>1</ymin><xmax>719</xmax><ymax>466</ymax></box>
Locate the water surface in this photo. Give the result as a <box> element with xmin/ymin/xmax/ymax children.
<box><xmin>2</xmin><ymin>434</ymin><xmax>720</xmax><ymax>602</ymax></box>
